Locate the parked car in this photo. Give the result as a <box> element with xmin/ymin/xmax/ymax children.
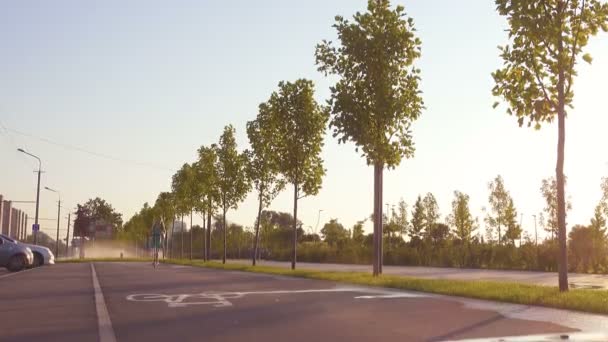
<box><xmin>0</xmin><ymin>234</ymin><xmax>55</xmax><ymax>267</ymax></box>
<box><xmin>0</xmin><ymin>235</ymin><xmax>34</xmax><ymax>272</ymax></box>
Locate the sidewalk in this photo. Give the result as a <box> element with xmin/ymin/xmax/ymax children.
<box><xmin>228</xmin><ymin>259</ymin><xmax>608</xmax><ymax>289</ymax></box>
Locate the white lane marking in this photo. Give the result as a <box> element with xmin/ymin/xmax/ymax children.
<box><xmin>91</xmin><ymin>264</ymin><xmax>117</xmax><ymax>342</ymax></box>
<box><xmin>126</xmin><ymin>287</ymin><xmax>426</xmax><ymax>308</ymax></box>
<box><xmin>0</xmin><ymin>267</ymin><xmax>39</xmax><ymax>279</ymax></box>
<box><xmin>448</xmin><ymin>332</ymin><xmax>608</xmax><ymax>341</ymax></box>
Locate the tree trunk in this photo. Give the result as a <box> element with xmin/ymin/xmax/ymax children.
<box><xmin>202</xmin><ymin>210</ymin><xmax>206</xmax><ymax>262</ymax></box>
<box><xmin>190</xmin><ymin>209</ymin><xmax>193</xmax><ymax>260</ymax></box>
<box><xmin>556</xmin><ymin>33</ymin><xmax>569</xmax><ymax>291</ymax></box>
<box><xmin>292</xmin><ymin>183</ymin><xmax>298</xmax><ymax>270</ymax></box>
<box><xmin>180</xmin><ymin>214</ymin><xmax>184</xmax><ymax>259</ymax></box>
<box><xmin>207</xmin><ymin>205</ymin><xmax>212</xmax><ymax>261</ymax></box>
<box><xmin>498</xmin><ymin>216</ymin><xmax>501</xmax><ymax>245</ymax></box>
<box><xmin>253</xmin><ymin>191</ymin><xmax>263</xmax><ymax>266</ymax></box>
<box><xmin>373</xmin><ymin>162</ymin><xmax>384</xmax><ymax>276</ymax></box>
<box><xmin>223</xmin><ymin>204</ymin><xmax>227</xmax><ymax>264</ymax></box>
<box><xmin>170</xmin><ymin>216</ymin><xmax>175</xmax><ymax>259</ymax></box>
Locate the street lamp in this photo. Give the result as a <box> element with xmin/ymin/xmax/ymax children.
<box><xmin>17</xmin><ymin>148</ymin><xmax>41</xmax><ymax>245</ymax></box>
<box><xmin>45</xmin><ymin>187</ymin><xmax>61</xmax><ymax>257</ymax></box>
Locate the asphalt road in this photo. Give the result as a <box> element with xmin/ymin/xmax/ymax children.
<box><xmin>230</xmin><ymin>259</ymin><xmax>608</xmax><ymax>289</ymax></box>
<box><xmin>1</xmin><ymin>263</ymin><xmax>607</xmax><ymax>342</ymax></box>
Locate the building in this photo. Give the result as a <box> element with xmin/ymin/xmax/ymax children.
<box><xmin>0</xmin><ymin>194</ymin><xmax>29</xmax><ymax>240</ymax></box>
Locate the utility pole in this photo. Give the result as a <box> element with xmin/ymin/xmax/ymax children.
<box><xmin>66</xmin><ymin>213</ymin><xmax>71</xmax><ymax>257</ymax></box>
<box><xmin>55</xmin><ymin>199</ymin><xmax>61</xmax><ymax>257</ymax></box>
<box><xmin>17</xmin><ymin>148</ymin><xmax>42</xmax><ymax>245</ymax></box>
<box><xmin>45</xmin><ymin>187</ymin><xmax>61</xmax><ymax>257</ymax></box>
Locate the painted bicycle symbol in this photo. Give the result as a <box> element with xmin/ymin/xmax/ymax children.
<box><xmin>126</xmin><ymin>292</ymin><xmax>244</xmax><ymax>308</ymax></box>
<box><xmin>126</xmin><ymin>288</ymin><xmax>424</xmax><ymax>309</ymax></box>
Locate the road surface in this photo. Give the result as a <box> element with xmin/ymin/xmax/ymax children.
<box><xmin>230</xmin><ymin>259</ymin><xmax>608</xmax><ymax>289</ymax></box>
<box><xmin>1</xmin><ymin>262</ymin><xmax>607</xmax><ymax>342</ymax></box>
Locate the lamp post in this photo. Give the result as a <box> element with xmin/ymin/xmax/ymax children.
<box><xmin>17</xmin><ymin>148</ymin><xmax>41</xmax><ymax>245</ymax></box>
<box><xmin>44</xmin><ymin>187</ymin><xmax>60</xmax><ymax>257</ymax></box>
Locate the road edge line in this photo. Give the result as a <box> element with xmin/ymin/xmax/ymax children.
<box><xmin>0</xmin><ymin>266</ymin><xmax>39</xmax><ymax>279</ymax></box>
<box><xmin>91</xmin><ymin>263</ymin><xmax>117</xmax><ymax>342</ymax></box>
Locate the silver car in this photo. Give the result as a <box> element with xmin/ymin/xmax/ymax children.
<box><xmin>0</xmin><ymin>234</ymin><xmax>54</xmax><ymax>267</ymax></box>
<box><xmin>0</xmin><ymin>235</ymin><xmax>34</xmax><ymax>272</ymax></box>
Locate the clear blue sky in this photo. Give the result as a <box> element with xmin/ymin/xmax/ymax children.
<box><xmin>1</xmin><ymin>1</ymin><xmax>607</xmax><ymax>241</ymax></box>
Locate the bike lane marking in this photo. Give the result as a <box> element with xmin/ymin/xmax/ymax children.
<box><xmin>92</xmin><ymin>263</ymin><xmax>117</xmax><ymax>342</ymax></box>
<box><xmin>126</xmin><ymin>287</ymin><xmax>426</xmax><ymax>308</ymax></box>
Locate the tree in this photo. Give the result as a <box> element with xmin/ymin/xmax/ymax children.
<box><xmin>430</xmin><ymin>223</ymin><xmax>450</xmax><ymax>246</ymax></box>
<box><xmin>599</xmin><ymin>176</ymin><xmax>608</xmax><ymax>217</ymax></box>
<box><xmin>393</xmin><ymin>199</ymin><xmax>409</xmax><ymax>239</ymax></box>
<box><xmin>569</xmin><ymin>223</ymin><xmax>606</xmax><ymax>272</ymax></box>
<box><xmin>487</xmin><ymin>175</ymin><xmax>510</xmax><ymax>244</ymax></box>
<box><xmin>352</xmin><ymin>220</ymin><xmax>366</xmax><ymax>245</ymax></box>
<box><xmin>321</xmin><ymin>219</ymin><xmax>349</xmax><ymax>247</ymax></box>
<box><xmin>215</xmin><ymin>125</ymin><xmax>251</xmax><ymax>264</ymax></box>
<box><xmin>153</xmin><ymin>192</ymin><xmax>175</xmax><ymax>258</ymax></box>
<box><xmin>540</xmin><ymin>177</ymin><xmax>572</xmax><ymax>240</ymax></box>
<box><xmin>502</xmin><ymin>198</ymin><xmax>521</xmax><ymax>245</ymax></box>
<box><xmin>422</xmin><ymin>193</ymin><xmax>440</xmax><ymax>243</ymax></box>
<box><xmin>264</xmin><ymin>79</ymin><xmax>328</xmax><ymax>270</ymax></box>
<box><xmin>246</xmin><ymin>101</ymin><xmax>286</xmax><ymax>266</ymax></box>
<box><xmin>196</xmin><ymin>145</ymin><xmax>219</xmax><ymax>261</ymax></box>
<box><xmin>171</xmin><ymin>163</ymin><xmax>195</xmax><ymax>259</ymax></box>
<box><xmin>448</xmin><ymin>191</ymin><xmax>476</xmax><ymax>243</ymax></box>
<box><xmin>73</xmin><ymin>197</ymin><xmax>123</xmax><ymax>238</ymax></box>
<box><xmin>316</xmin><ymin>0</ymin><xmax>424</xmax><ymax>275</ymax></box>
<box><xmin>492</xmin><ymin>0</ymin><xmax>608</xmax><ymax>291</ymax></box>
<box><xmin>409</xmin><ymin>196</ymin><xmax>425</xmax><ymax>246</ymax></box>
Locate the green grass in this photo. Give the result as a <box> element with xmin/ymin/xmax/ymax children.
<box><xmin>57</xmin><ymin>257</ymin><xmax>153</xmax><ymax>263</ymax></box>
<box><xmin>162</xmin><ymin>258</ymin><xmax>608</xmax><ymax>315</ymax></box>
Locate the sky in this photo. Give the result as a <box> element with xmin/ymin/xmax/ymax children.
<box><xmin>1</xmin><ymin>0</ymin><xmax>607</xmax><ymax>243</ymax></box>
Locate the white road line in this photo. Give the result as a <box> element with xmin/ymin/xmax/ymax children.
<box><xmin>91</xmin><ymin>264</ymin><xmax>117</xmax><ymax>342</ymax></box>
<box><xmin>0</xmin><ymin>267</ymin><xmax>39</xmax><ymax>279</ymax></box>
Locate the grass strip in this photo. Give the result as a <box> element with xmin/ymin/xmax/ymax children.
<box><xmin>162</xmin><ymin>258</ymin><xmax>608</xmax><ymax>316</ymax></box>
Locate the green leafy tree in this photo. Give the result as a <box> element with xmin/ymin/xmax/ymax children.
<box><xmin>321</xmin><ymin>219</ymin><xmax>349</xmax><ymax>247</ymax></box>
<box><xmin>569</xmin><ymin>223</ymin><xmax>607</xmax><ymax>272</ymax></box>
<box><xmin>215</xmin><ymin>125</ymin><xmax>251</xmax><ymax>264</ymax></box>
<box><xmin>172</xmin><ymin>163</ymin><xmax>195</xmax><ymax>259</ymax></box>
<box><xmin>448</xmin><ymin>191</ymin><xmax>476</xmax><ymax>243</ymax></box>
<box><xmin>316</xmin><ymin>0</ymin><xmax>424</xmax><ymax>275</ymax></box>
<box><xmin>600</xmin><ymin>176</ymin><xmax>608</xmax><ymax>217</ymax></box>
<box><xmin>540</xmin><ymin>177</ymin><xmax>572</xmax><ymax>240</ymax></box>
<box><xmin>153</xmin><ymin>192</ymin><xmax>174</xmax><ymax>231</ymax></box>
<box><xmin>409</xmin><ymin>196</ymin><xmax>425</xmax><ymax>246</ymax></box>
<box><xmin>264</xmin><ymin>79</ymin><xmax>328</xmax><ymax>270</ymax></box>
<box><xmin>422</xmin><ymin>193</ymin><xmax>440</xmax><ymax>243</ymax></box>
<box><xmin>196</xmin><ymin>145</ymin><xmax>219</xmax><ymax>261</ymax></box>
<box><xmin>73</xmin><ymin>197</ymin><xmax>123</xmax><ymax>238</ymax></box>
<box><xmin>352</xmin><ymin>220</ymin><xmax>366</xmax><ymax>245</ymax></box>
<box><xmin>393</xmin><ymin>199</ymin><xmax>409</xmax><ymax>239</ymax></box>
<box><xmin>492</xmin><ymin>0</ymin><xmax>608</xmax><ymax>291</ymax></box>
<box><xmin>246</xmin><ymin>101</ymin><xmax>286</xmax><ymax>266</ymax></box>
<box><xmin>487</xmin><ymin>175</ymin><xmax>510</xmax><ymax>244</ymax></box>
<box><xmin>503</xmin><ymin>198</ymin><xmax>521</xmax><ymax>245</ymax></box>
<box><xmin>153</xmin><ymin>192</ymin><xmax>175</xmax><ymax>257</ymax></box>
